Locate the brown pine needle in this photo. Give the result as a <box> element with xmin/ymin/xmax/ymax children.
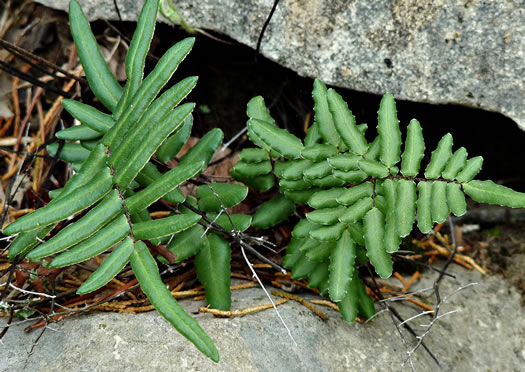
<box><xmin>271</xmin><ymin>290</ymin><xmax>327</xmax><ymax>320</ymax></box>
<box><xmin>393</xmin><ymin>272</ymin><xmax>406</xmax><ymax>285</ymax></box>
<box><xmin>149</xmin><ymin>211</ymin><xmax>171</xmax><ymax>218</ymax></box>
<box><xmin>198</xmin><ymin>298</ymin><xmax>288</xmax><ymax>318</ymax></box>
<box><xmin>403</xmin><ymin>271</ymin><xmax>421</xmax><ymax>292</ymax></box>
<box><xmin>172</xmin><ymin>289</ymin><xmax>204</xmax><ymax>298</ymax></box>
<box><xmin>406</xmin><ymin>298</ymin><xmax>435</xmax><ymax>315</ymax></box>
<box><xmin>310</xmin><ymin>299</ymin><xmax>340</xmax><ymax>312</ymax></box>
<box><xmin>231</xmin><ymin>282</ymin><xmax>256</xmax><ymax>290</ymax></box>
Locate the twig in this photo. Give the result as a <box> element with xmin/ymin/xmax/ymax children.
<box><xmin>0</xmin><ymin>39</ymin><xmax>84</xmax><ymax>82</ymax></box>
<box><xmin>9</xmin><ymin>283</ymin><xmax>56</xmax><ymax>299</ymax></box>
<box><xmin>0</xmin><ymin>60</ymin><xmax>72</xmax><ymax>98</ymax></box>
<box><xmin>240</xmin><ymin>244</ymin><xmax>297</xmax><ymax>346</ymax></box>
<box><xmin>255</xmin><ymin>0</ymin><xmax>281</xmax><ymax>59</ymax></box>
<box><xmin>198</xmin><ymin>298</ymin><xmax>288</xmax><ymax>318</ymax></box>
<box><xmin>271</xmin><ymin>290</ymin><xmax>327</xmax><ymax>320</ymax></box>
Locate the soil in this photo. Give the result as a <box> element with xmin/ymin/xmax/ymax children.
<box><xmin>469</xmin><ymin>223</ymin><xmax>525</xmax><ymax>302</ymax></box>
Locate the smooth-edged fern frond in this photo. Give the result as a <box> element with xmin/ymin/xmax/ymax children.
<box><xmin>3</xmin><ymin>0</ymin><xmax>230</xmax><ymax>362</ymax></box>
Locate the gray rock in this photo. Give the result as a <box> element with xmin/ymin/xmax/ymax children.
<box><xmin>36</xmin><ymin>0</ymin><xmax>525</xmax><ymax>130</ymax></box>
<box><xmin>1</xmin><ymin>265</ymin><xmax>523</xmax><ymax>371</ymax></box>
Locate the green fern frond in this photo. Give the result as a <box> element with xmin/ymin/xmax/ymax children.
<box><xmin>234</xmin><ymin>78</ymin><xmax>525</xmax><ymax>323</ymax></box>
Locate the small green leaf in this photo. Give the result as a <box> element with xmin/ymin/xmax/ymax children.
<box><xmin>282</xmin><ymin>237</ymin><xmax>305</xmax><ymax>268</ymax></box>
<box><xmin>7</xmin><ymin>226</ymin><xmax>55</xmax><ymax>261</ymax></box>
<box><xmin>358</xmin><ymin>159</ymin><xmax>389</xmax><ymax>178</ymax></box>
<box><xmin>113</xmin><ymin>103</ymin><xmax>195</xmax><ymax>188</ymax></box>
<box><xmin>4</xmin><ymin>167</ymin><xmax>112</xmax><ymax>235</ymax></box>
<box><xmin>69</xmin><ymin>0</ymin><xmax>122</xmax><ymax>111</ymax></box>
<box><xmin>230</xmin><ymin>168</ymin><xmax>274</xmax><ymax>191</ymax></box>
<box><xmin>327</xmin><ymin>89</ymin><xmax>368</xmax><ymax>155</ymax></box>
<box><xmin>312</xmin><ymin>80</ymin><xmax>341</xmax><ymax>147</ymax></box>
<box><xmin>279</xmin><ymin>178</ymin><xmax>312</xmax><ymax>191</ymax></box>
<box><xmin>309</xmin><ymin>175</ymin><xmax>345</xmax><ymax>187</ymax></box>
<box><xmin>246</xmin><ymin>96</ymin><xmax>276</xmax><ymax>125</ymax></box>
<box><xmin>251</xmin><ymin>194</ymin><xmax>295</xmax><ymax>228</ymax></box>
<box><xmin>163</xmin><ymin>224</ymin><xmax>205</xmax><ymax>263</ymax></box>
<box><xmin>231</xmin><ymin>160</ymin><xmax>272</xmax><ymax>177</ymax></box>
<box><xmin>456</xmin><ymin>156</ymin><xmax>484</xmax><ymax>183</ymax></box>
<box><xmin>114</xmin><ymin>0</ymin><xmax>160</xmax><ymax>117</ymax></box>
<box><xmin>395</xmin><ymin>179</ymin><xmax>417</xmax><ymax>238</ymax></box>
<box><xmin>62</xmin><ymin>99</ymin><xmax>114</xmax><ymax>133</ymax></box>
<box><xmin>424</xmin><ymin>133</ymin><xmax>453</xmax><ymax>179</ymax></box>
<box><xmin>132</xmin><ymin>213</ymin><xmax>201</xmax><ymax>240</ymax></box>
<box><xmin>238</xmin><ymin>148</ymin><xmax>270</xmax><ymax>163</ymax></box>
<box><xmin>364</xmin><ymin>208</ymin><xmax>392</xmax><ymax>279</ymax></box>
<box><xmin>56</xmin><ymin>125</ymin><xmax>102</xmax><ymax>141</ymax></box>
<box><xmin>306</xmin><ymin>206</ymin><xmax>346</xmax><ymax>225</ymax></box>
<box><xmin>284</xmin><ymin>188</ymin><xmax>321</xmax><ymax>203</ymax></box>
<box><xmin>336</xmin><ymin>182</ymin><xmax>374</xmax><ymax>206</ymax></box>
<box><xmin>135</xmin><ymin>163</ymin><xmax>186</xmax><ymax>204</ymax></box>
<box><xmin>328</xmin><ymin>230</ymin><xmax>356</xmax><ymax>302</ymax></box>
<box><xmin>178</xmin><ymin>128</ymin><xmax>223</xmax><ymax>169</ymax></box>
<box><xmin>338</xmin><ymin>197</ymin><xmax>373</xmax><ymax>224</ymax></box>
<box><xmin>463</xmin><ymin>180</ymin><xmax>525</xmax><ymax>208</ymax></box>
<box><xmin>400</xmin><ymin>119</ymin><xmax>425</xmax><ymax>177</ymax></box>
<box><xmin>363</xmin><ymin>140</ymin><xmax>379</xmax><ymax>162</ymax></box>
<box><xmin>248</xmin><ymin>119</ymin><xmax>304</xmax><ymax>159</ymax></box>
<box><xmin>49</xmin><ymin>215</ymin><xmax>129</xmax><ymax>267</ymax></box>
<box><xmin>303</xmin><ymin>160</ymin><xmax>332</xmax><ymax>179</ymax></box>
<box><xmin>382</xmin><ymin>179</ymin><xmax>401</xmax><ymax>253</ymax></box>
<box><xmin>77</xmin><ymin>236</ymin><xmax>134</xmax><ymax>294</ymax></box>
<box><xmin>130</xmin><ymin>241</ymin><xmax>219</xmax><ymax>362</ymax></box>
<box><xmin>355</xmin><ymin>246</ymin><xmax>369</xmax><ymax>266</ymax></box>
<box><xmin>292</xmin><ymin>219</ymin><xmax>321</xmax><ymax>239</ymax></box>
<box><xmin>416</xmin><ymin>181</ymin><xmax>433</xmax><ymax>233</ymax></box>
<box><xmin>377</xmin><ymin>94</ymin><xmax>401</xmax><ymax>168</ymax></box>
<box><xmin>355</xmin><ymin>277</ymin><xmax>375</xmax><ymax>319</ymax></box>
<box><xmin>431</xmin><ymin>181</ymin><xmax>449</xmax><ymax>224</ymax></box>
<box><xmin>338</xmin><ymin>278</ymin><xmax>359</xmax><ymax>323</ymax></box>
<box><xmin>126</xmin><ymin>162</ymin><xmax>204</xmax><ymax>214</ymax></box>
<box><xmin>103</xmin><ymin>38</ymin><xmax>195</xmax><ymax>147</ymax></box>
<box><xmin>290</xmin><ymin>254</ymin><xmax>318</xmax><ymax>280</ymax></box>
<box><xmin>327</xmin><ymin>153</ymin><xmax>360</xmax><ymax>171</ymax></box>
<box><xmin>156</xmin><ymin>114</ymin><xmax>193</xmax><ymax>162</ymax></box>
<box><xmin>308</xmin><ymin>260</ymin><xmax>330</xmax><ymax>288</ymax></box>
<box><xmin>347</xmin><ymin>223</ymin><xmax>365</xmax><ymax>246</ymax></box>
<box><xmin>447</xmin><ymin>182</ymin><xmax>467</xmax><ymax>217</ymax></box>
<box><xmin>80</xmin><ymin>140</ymin><xmax>98</xmax><ymax>151</ymax></box>
<box><xmin>332</xmin><ymin>169</ymin><xmax>368</xmax><ymax>184</ymax></box>
<box><xmin>374</xmin><ymin>195</ymin><xmax>387</xmax><ymax>215</ymax></box>
<box><xmin>301</xmin><ymin>144</ymin><xmax>339</xmax><ymax>161</ymax></box>
<box><xmin>26</xmin><ymin>190</ymin><xmax>123</xmax><ymax>260</ymax></box>
<box><xmin>305</xmin><ymin>242</ymin><xmax>334</xmax><ymax>262</ymax></box>
<box><xmin>273</xmin><ymin>160</ymin><xmax>294</xmax><ymax>178</ymax></box>
<box><xmin>308</xmin><ymin>188</ymin><xmax>346</xmax><ymax>209</ymax></box>
<box><xmin>47</xmin><ymin>143</ymin><xmax>90</xmax><ymax>164</ymax></box>
<box><xmin>110</xmin><ymin>77</ymin><xmax>198</xmax><ymax>170</ymax></box>
<box><xmin>304</xmin><ymin>122</ymin><xmax>322</xmax><ymax>147</ymax></box>
<box><xmin>207</xmin><ymin>213</ymin><xmax>252</xmax><ymax>232</ymax></box>
<box><xmin>442</xmin><ymin>147</ymin><xmax>467</xmax><ymax>180</ymax></box>
<box><xmin>196</xmin><ymin>182</ymin><xmax>249</xmax><ymax>212</ymax></box>
<box><xmin>195</xmin><ymin>233</ymin><xmax>232</xmax><ymax>311</ymax></box>
<box><xmin>310</xmin><ymin>223</ymin><xmax>346</xmax><ymax>241</ymax></box>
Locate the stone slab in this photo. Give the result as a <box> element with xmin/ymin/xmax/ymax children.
<box><xmin>1</xmin><ymin>265</ymin><xmax>523</xmax><ymax>371</ymax></box>
<box><xmin>35</xmin><ymin>0</ymin><xmax>525</xmax><ymax>130</ymax></box>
